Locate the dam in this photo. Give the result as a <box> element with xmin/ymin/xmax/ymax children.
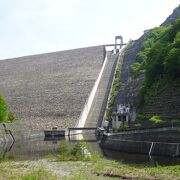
<box><xmin>0</xmin><ymin>43</ymin><xmax>121</xmax><ymax>136</ymax></box>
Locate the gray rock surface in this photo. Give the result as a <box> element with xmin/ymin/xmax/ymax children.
<box><xmin>0</xmin><ymin>46</ymin><xmax>105</xmax><ymax>131</ymax></box>
<box><xmin>161</xmin><ymin>5</ymin><xmax>180</xmax><ymax>26</ymax></box>
<box><xmin>113</xmin><ymin>34</ymin><xmax>148</xmax><ymax>111</ymax></box>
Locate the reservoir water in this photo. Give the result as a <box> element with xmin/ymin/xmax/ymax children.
<box><xmin>1</xmin><ymin>132</ymin><xmax>180</xmax><ymax>166</ymax></box>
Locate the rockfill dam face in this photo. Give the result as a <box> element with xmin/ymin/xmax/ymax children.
<box><xmin>0</xmin><ymin>46</ymin><xmax>106</xmax><ymax>131</ymax></box>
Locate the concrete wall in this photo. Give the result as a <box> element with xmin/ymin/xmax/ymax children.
<box><xmin>107</xmin><ymin>127</ymin><xmax>180</xmax><ymax>143</ymax></box>
<box><xmin>100</xmin><ymin>128</ymin><xmax>180</xmax><ymax>157</ymax></box>
<box><xmin>142</xmin><ymin>84</ymin><xmax>180</xmax><ymax>119</ymax></box>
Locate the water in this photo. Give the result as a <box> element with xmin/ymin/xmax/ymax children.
<box><xmin>1</xmin><ymin>133</ymin><xmax>180</xmax><ymax>166</ymax></box>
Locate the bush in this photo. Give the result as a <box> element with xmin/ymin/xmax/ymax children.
<box><xmin>130</xmin><ymin>62</ymin><xmax>141</xmax><ymax>74</ymax></box>
<box><xmin>149</xmin><ymin>115</ymin><xmax>164</xmax><ymax>126</ymax></box>
<box><xmin>117</xmin><ymin>124</ymin><xmax>129</xmax><ymax>132</ymax></box>
<box><xmin>172</xmin><ymin>118</ymin><xmax>180</xmax><ymax>126</ymax></box>
<box><xmin>7</xmin><ymin>112</ymin><xmax>16</xmax><ymax>122</ymax></box>
<box><xmin>58</xmin><ymin>140</ymin><xmax>71</xmax><ymax>158</ymax></box>
<box><xmin>57</xmin><ymin>140</ymin><xmax>101</xmax><ymax>161</ymax></box>
<box><xmin>71</xmin><ymin>141</ymin><xmax>91</xmax><ymax>160</ymax></box>
<box><xmin>0</xmin><ymin>95</ymin><xmax>8</xmax><ymax>123</ymax></box>
<box><xmin>136</xmin><ymin>114</ymin><xmax>150</xmax><ymax>121</ymax></box>
<box><xmin>112</xmin><ymin>127</ymin><xmax>118</xmax><ymax>133</ymax></box>
<box><xmin>134</xmin><ymin>123</ymin><xmax>142</xmax><ymax>129</ymax></box>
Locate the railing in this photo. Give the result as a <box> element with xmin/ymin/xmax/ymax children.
<box><xmin>68</xmin><ymin>127</ymin><xmax>98</xmax><ymax>136</ymax></box>
<box><xmin>107</xmin><ymin>126</ymin><xmax>180</xmax><ymax>136</ymax></box>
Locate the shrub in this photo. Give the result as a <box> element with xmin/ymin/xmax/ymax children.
<box><xmin>117</xmin><ymin>124</ymin><xmax>129</xmax><ymax>132</ymax></box>
<box><xmin>7</xmin><ymin>112</ymin><xmax>16</xmax><ymax>122</ymax></box>
<box><xmin>136</xmin><ymin>114</ymin><xmax>150</xmax><ymax>121</ymax></box>
<box><xmin>113</xmin><ymin>127</ymin><xmax>118</xmax><ymax>133</ymax></box>
<box><xmin>149</xmin><ymin>115</ymin><xmax>164</xmax><ymax>126</ymax></box>
<box><xmin>58</xmin><ymin>140</ymin><xmax>71</xmax><ymax>158</ymax></box>
<box><xmin>71</xmin><ymin>141</ymin><xmax>91</xmax><ymax>160</ymax></box>
<box><xmin>0</xmin><ymin>95</ymin><xmax>8</xmax><ymax>123</ymax></box>
<box><xmin>130</xmin><ymin>62</ymin><xmax>141</xmax><ymax>74</ymax></box>
<box><xmin>172</xmin><ymin>118</ymin><xmax>180</xmax><ymax>126</ymax></box>
<box><xmin>134</xmin><ymin>123</ymin><xmax>142</xmax><ymax>129</ymax></box>
<box><xmin>57</xmin><ymin>140</ymin><xmax>101</xmax><ymax>161</ymax></box>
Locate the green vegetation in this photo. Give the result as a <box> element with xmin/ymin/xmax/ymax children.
<box><xmin>134</xmin><ymin>122</ymin><xmax>142</xmax><ymax>129</ymax></box>
<box><xmin>8</xmin><ymin>112</ymin><xmax>16</xmax><ymax>122</ymax></box>
<box><xmin>136</xmin><ymin>113</ymin><xmax>151</xmax><ymax>121</ymax></box>
<box><xmin>0</xmin><ymin>161</ymin><xmax>57</xmax><ymax>180</ymax></box>
<box><xmin>135</xmin><ymin>114</ymin><xmax>165</xmax><ymax>128</ymax></box>
<box><xmin>0</xmin><ymin>94</ymin><xmax>16</xmax><ymax>123</ymax></box>
<box><xmin>56</xmin><ymin>140</ymin><xmax>101</xmax><ymax>161</ymax></box>
<box><xmin>117</xmin><ymin>124</ymin><xmax>129</xmax><ymax>132</ymax></box>
<box><xmin>104</xmin><ymin>41</ymin><xmax>133</xmax><ymax>120</ymax></box>
<box><xmin>20</xmin><ymin>167</ymin><xmax>57</xmax><ymax>180</ymax></box>
<box><xmin>150</xmin><ymin>115</ymin><xmax>164</xmax><ymax>126</ymax></box>
<box><xmin>130</xmin><ymin>18</ymin><xmax>180</xmax><ymax>107</ymax></box>
<box><xmin>1</xmin><ymin>156</ymin><xmax>180</xmax><ymax>179</ymax></box>
<box><xmin>112</xmin><ymin>113</ymin><xmax>173</xmax><ymax>131</ymax></box>
<box><xmin>1</xmin><ymin>144</ymin><xmax>180</xmax><ymax>179</ymax></box>
<box><xmin>0</xmin><ymin>94</ymin><xmax>8</xmax><ymax>123</ymax></box>
<box><xmin>172</xmin><ymin>116</ymin><xmax>180</xmax><ymax>126</ymax></box>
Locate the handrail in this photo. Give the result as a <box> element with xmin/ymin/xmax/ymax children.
<box><xmin>106</xmin><ymin>126</ymin><xmax>180</xmax><ymax>136</ymax></box>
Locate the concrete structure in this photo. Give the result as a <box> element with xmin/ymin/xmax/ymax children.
<box><xmin>104</xmin><ymin>36</ymin><xmax>125</xmax><ymax>54</ymax></box>
<box><xmin>84</xmin><ymin>52</ymin><xmax>119</xmax><ymax>129</ymax></box>
<box><xmin>114</xmin><ymin>35</ymin><xmax>123</xmax><ymax>53</ymax></box>
<box><xmin>100</xmin><ymin>127</ymin><xmax>180</xmax><ymax>157</ymax></box>
<box><xmin>111</xmin><ymin>104</ymin><xmax>130</xmax><ymax>128</ymax></box>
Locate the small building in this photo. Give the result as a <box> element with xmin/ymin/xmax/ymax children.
<box><xmin>111</xmin><ymin>104</ymin><xmax>130</xmax><ymax>128</ymax></box>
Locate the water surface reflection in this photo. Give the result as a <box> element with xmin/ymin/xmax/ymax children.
<box><xmin>1</xmin><ymin>133</ymin><xmax>180</xmax><ymax>166</ymax></box>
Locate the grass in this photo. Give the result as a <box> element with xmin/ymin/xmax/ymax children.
<box><xmin>0</xmin><ymin>160</ymin><xmax>57</xmax><ymax>180</ymax></box>
<box><xmin>2</xmin><ymin>160</ymin><xmax>53</xmax><ymax>179</ymax></box>
<box><xmin>55</xmin><ymin>140</ymin><xmax>102</xmax><ymax>162</ymax></box>
<box><xmin>61</xmin><ymin>158</ymin><xmax>180</xmax><ymax>180</ymax></box>
<box><xmin>0</xmin><ymin>140</ymin><xmax>180</xmax><ymax>179</ymax></box>
<box><xmin>20</xmin><ymin>167</ymin><xmax>57</xmax><ymax>180</ymax></box>
<box><xmin>0</xmin><ymin>156</ymin><xmax>180</xmax><ymax>179</ymax></box>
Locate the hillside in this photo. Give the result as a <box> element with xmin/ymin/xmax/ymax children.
<box><xmin>110</xmin><ymin>5</ymin><xmax>180</xmax><ymax>125</ymax></box>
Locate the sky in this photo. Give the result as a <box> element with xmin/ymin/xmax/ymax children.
<box><xmin>0</xmin><ymin>0</ymin><xmax>179</xmax><ymax>59</ymax></box>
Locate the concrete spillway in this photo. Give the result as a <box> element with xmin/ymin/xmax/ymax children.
<box><xmin>84</xmin><ymin>52</ymin><xmax>118</xmax><ymax>128</ymax></box>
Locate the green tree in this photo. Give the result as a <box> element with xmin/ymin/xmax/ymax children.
<box><xmin>0</xmin><ymin>95</ymin><xmax>8</xmax><ymax>123</ymax></box>
<box><xmin>136</xmin><ymin>18</ymin><xmax>180</xmax><ymax>108</ymax></box>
